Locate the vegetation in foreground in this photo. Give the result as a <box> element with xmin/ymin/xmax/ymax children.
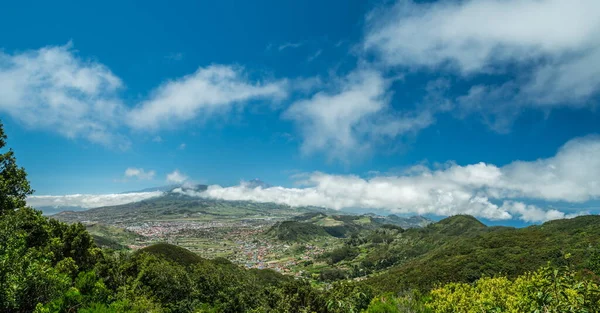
<box><xmin>1</xmin><ymin>120</ymin><xmax>600</xmax><ymax>312</ymax></box>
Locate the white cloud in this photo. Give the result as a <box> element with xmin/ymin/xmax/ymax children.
<box><xmin>365</xmin><ymin>0</ymin><xmax>600</xmax><ymax>74</ymax></box>
<box><xmin>490</xmin><ymin>136</ymin><xmax>600</xmax><ymax>202</ymax></box>
<box><xmin>178</xmin><ymin>143</ymin><xmax>186</xmax><ymax>150</ymax></box>
<box><xmin>0</xmin><ymin>43</ymin><xmax>129</xmax><ymax>148</ymax></box>
<box><xmin>284</xmin><ymin>69</ymin><xmax>435</xmax><ymax>160</ymax></box>
<box><xmin>189</xmin><ymin>136</ymin><xmax>599</xmax><ymax>222</ymax></box>
<box><xmin>124</xmin><ymin>167</ymin><xmax>155</xmax><ymax>180</ymax></box>
<box><xmin>127</xmin><ymin>65</ymin><xmax>288</xmax><ymax>130</ymax></box>
<box><xmin>166</xmin><ymin>169</ymin><xmax>188</xmax><ymax>184</ymax></box>
<box><xmin>500</xmin><ymin>201</ymin><xmax>585</xmax><ymax>223</ymax></box>
<box><xmin>0</xmin><ymin>44</ymin><xmax>292</xmax><ymax>147</ymax></box>
<box><xmin>365</xmin><ymin>0</ymin><xmax>600</xmax><ymax>128</ymax></box>
<box><xmin>27</xmin><ymin>191</ymin><xmax>163</xmax><ymax>209</ymax></box>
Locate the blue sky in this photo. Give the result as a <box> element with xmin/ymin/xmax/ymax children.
<box><xmin>2</xmin><ymin>0</ymin><xmax>600</xmax><ymax>224</ymax></box>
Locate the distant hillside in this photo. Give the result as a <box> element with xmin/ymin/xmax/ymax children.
<box><xmin>37</xmin><ymin>205</ymin><xmax>89</xmax><ymax>216</ymax></box>
<box><xmin>54</xmin><ymin>192</ymin><xmax>331</xmax><ymax>225</ymax></box>
<box><xmin>85</xmin><ymin>223</ymin><xmax>144</xmax><ymax>248</ymax></box>
<box><xmin>266</xmin><ymin>220</ymin><xmax>330</xmax><ymax>241</ymax></box>
<box><xmin>91</xmin><ymin>235</ymin><xmax>127</xmax><ymax>250</ymax></box>
<box><xmin>136</xmin><ymin>242</ymin><xmax>206</xmax><ymax>266</ymax></box>
<box><xmin>267</xmin><ymin>212</ymin><xmax>431</xmax><ymax>242</ymax></box>
<box><xmin>424</xmin><ymin>214</ymin><xmax>486</xmax><ymax>236</ymax></box>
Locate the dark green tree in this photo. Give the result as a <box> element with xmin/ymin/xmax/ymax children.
<box><xmin>0</xmin><ymin>120</ymin><xmax>33</xmax><ymax>215</ymax></box>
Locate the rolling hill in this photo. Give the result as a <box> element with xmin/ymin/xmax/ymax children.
<box><xmin>266</xmin><ymin>212</ymin><xmax>432</xmax><ymax>241</ymax></box>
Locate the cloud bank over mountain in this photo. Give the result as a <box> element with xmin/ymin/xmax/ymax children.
<box><xmin>27</xmin><ymin>191</ymin><xmax>163</xmax><ymax>210</ymax></box>
<box><xmin>190</xmin><ymin>136</ymin><xmax>600</xmax><ymax>222</ymax></box>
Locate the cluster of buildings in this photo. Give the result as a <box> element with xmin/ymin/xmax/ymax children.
<box><xmin>125</xmin><ymin>221</ymin><xmax>228</xmax><ymax>237</ymax></box>
<box><xmin>119</xmin><ymin>220</ymin><xmax>330</xmax><ymax>277</ymax></box>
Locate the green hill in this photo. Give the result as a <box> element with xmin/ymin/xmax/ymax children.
<box><xmin>85</xmin><ymin>223</ymin><xmax>143</xmax><ymax>244</ymax></box>
<box><xmin>424</xmin><ymin>214</ymin><xmax>487</xmax><ymax>236</ymax></box>
<box><xmin>92</xmin><ymin>234</ymin><xmax>128</xmax><ymax>250</ymax></box>
<box><xmin>266</xmin><ymin>220</ymin><xmax>330</xmax><ymax>241</ymax></box>
<box><xmin>268</xmin><ymin>213</ymin><xmax>383</xmax><ymax>241</ymax></box>
<box><xmin>136</xmin><ymin>242</ymin><xmax>207</xmax><ymax>266</ymax></box>
<box><xmin>362</xmin><ymin>214</ymin><xmax>600</xmax><ymax>292</ymax></box>
<box><xmin>270</xmin><ymin>213</ymin><xmax>430</xmax><ymax>242</ymax></box>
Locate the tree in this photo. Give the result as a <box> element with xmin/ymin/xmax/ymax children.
<box><xmin>0</xmin><ymin>120</ymin><xmax>33</xmax><ymax>215</ymax></box>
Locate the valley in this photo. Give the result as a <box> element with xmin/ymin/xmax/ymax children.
<box><xmin>53</xmin><ymin>189</ymin><xmax>431</xmax><ymax>278</ymax></box>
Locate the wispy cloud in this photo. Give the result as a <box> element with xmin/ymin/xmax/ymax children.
<box><xmin>278</xmin><ymin>41</ymin><xmax>304</xmax><ymax>51</ymax></box>
<box><xmin>124</xmin><ymin>167</ymin><xmax>155</xmax><ymax>180</ymax></box>
<box><xmin>307</xmin><ymin>49</ymin><xmax>322</xmax><ymax>62</ymax></box>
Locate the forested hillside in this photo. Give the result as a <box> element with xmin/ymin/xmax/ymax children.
<box><xmin>2</xmin><ymin>121</ymin><xmax>600</xmax><ymax>312</ymax></box>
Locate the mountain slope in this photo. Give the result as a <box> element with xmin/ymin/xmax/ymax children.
<box><xmin>362</xmin><ymin>215</ymin><xmax>600</xmax><ymax>292</ymax></box>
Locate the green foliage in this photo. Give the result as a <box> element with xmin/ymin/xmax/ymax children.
<box><xmin>363</xmin><ymin>293</ymin><xmax>430</xmax><ymax>313</ymax></box>
<box><xmin>426</xmin><ymin>264</ymin><xmax>600</xmax><ymax>312</ymax></box>
<box><xmin>266</xmin><ymin>212</ymin><xmax>408</xmax><ymax>243</ymax></box>
<box><xmin>267</xmin><ymin>220</ymin><xmax>330</xmax><ymax>241</ymax></box>
<box><xmin>92</xmin><ymin>235</ymin><xmax>128</xmax><ymax>250</ymax></box>
<box><xmin>380</xmin><ymin>224</ymin><xmax>404</xmax><ymax>232</ymax></box>
<box><xmin>0</xmin><ymin>206</ymin><xmax>94</xmax><ymax>312</ymax></box>
<box><xmin>0</xmin><ymin>120</ymin><xmax>33</xmax><ymax>215</ymax></box>
<box><xmin>85</xmin><ymin>223</ymin><xmax>144</xmax><ymax>249</ymax></box>
<box><xmin>323</xmin><ymin>281</ymin><xmax>374</xmax><ymax>313</ymax></box>
<box><xmin>323</xmin><ymin>246</ymin><xmax>359</xmax><ymax>265</ymax></box>
<box><xmin>320</xmin><ymin>268</ymin><xmax>348</xmax><ymax>282</ymax></box>
<box><xmin>587</xmin><ymin>247</ymin><xmax>600</xmax><ymax>276</ymax></box>
<box><xmin>364</xmin><ymin>214</ymin><xmax>600</xmax><ymax>292</ymax></box>
<box><xmin>428</xmin><ymin>215</ymin><xmax>486</xmax><ymax>236</ymax></box>
<box><xmin>135</xmin><ymin>242</ymin><xmax>205</xmax><ymax>266</ymax></box>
